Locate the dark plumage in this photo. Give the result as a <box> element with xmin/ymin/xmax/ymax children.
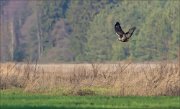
<box><xmin>115</xmin><ymin>22</ymin><xmax>136</xmax><ymax>42</ymax></box>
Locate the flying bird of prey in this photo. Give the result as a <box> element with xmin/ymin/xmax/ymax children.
<box><xmin>115</xmin><ymin>22</ymin><xmax>136</xmax><ymax>42</ymax></box>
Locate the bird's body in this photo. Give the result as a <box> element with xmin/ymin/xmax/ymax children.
<box><xmin>115</xmin><ymin>22</ymin><xmax>136</xmax><ymax>42</ymax></box>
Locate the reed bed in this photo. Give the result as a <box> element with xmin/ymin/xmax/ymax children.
<box><xmin>0</xmin><ymin>62</ymin><xmax>179</xmax><ymax>96</ymax></box>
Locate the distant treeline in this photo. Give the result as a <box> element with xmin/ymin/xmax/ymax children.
<box><xmin>1</xmin><ymin>0</ymin><xmax>179</xmax><ymax>62</ymax></box>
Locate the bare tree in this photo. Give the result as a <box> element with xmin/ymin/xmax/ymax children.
<box><xmin>9</xmin><ymin>18</ymin><xmax>15</xmax><ymax>61</ymax></box>
<box><xmin>35</xmin><ymin>1</ymin><xmax>42</xmax><ymax>60</ymax></box>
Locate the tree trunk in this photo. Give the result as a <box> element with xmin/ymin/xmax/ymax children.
<box><xmin>36</xmin><ymin>1</ymin><xmax>42</xmax><ymax>60</ymax></box>
<box><xmin>0</xmin><ymin>12</ymin><xmax>2</xmax><ymax>61</ymax></box>
<box><xmin>9</xmin><ymin>18</ymin><xmax>15</xmax><ymax>61</ymax></box>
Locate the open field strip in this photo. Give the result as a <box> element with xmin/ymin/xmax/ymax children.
<box><xmin>0</xmin><ymin>89</ymin><xmax>180</xmax><ymax>109</ymax></box>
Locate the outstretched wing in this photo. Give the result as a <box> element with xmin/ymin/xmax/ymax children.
<box><xmin>125</xmin><ymin>27</ymin><xmax>136</xmax><ymax>39</ymax></box>
<box><xmin>114</xmin><ymin>22</ymin><xmax>125</xmax><ymax>37</ymax></box>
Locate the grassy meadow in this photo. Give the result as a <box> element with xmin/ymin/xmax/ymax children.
<box><xmin>0</xmin><ymin>62</ymin><xmax>180</xmax><ymax>109</ymax></box>
<box><xmin>1</xmin><ymin>89</ymin><xmax>180</xmax><ymax>109</ymax></box>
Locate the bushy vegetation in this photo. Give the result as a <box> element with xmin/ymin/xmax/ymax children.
<box><xmin>1</xmin><ymin>0</ymin><xmax>179</xmax><ymax>62</ymax></box>
<box><xmin>1</xmin><ymin>62</ymin><xmax>179</xmax><ymax>96</ymax></box>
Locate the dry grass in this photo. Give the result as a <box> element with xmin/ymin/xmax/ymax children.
<box><xmin>0</xmin><ymin>61</ymin><xmax>179</xmax><ymax>96</ymax></box>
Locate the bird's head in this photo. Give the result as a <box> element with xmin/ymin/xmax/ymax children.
<box><xmin>115</xmin><ymin>22</ymin><xmax>120</xmax><ymax>26</ymax></box>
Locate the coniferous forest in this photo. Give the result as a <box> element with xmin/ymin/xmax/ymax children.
<box><xmin>1</xmin><ymin>0</ymin><xmax>179</xmax><ymax>62</ymax></box>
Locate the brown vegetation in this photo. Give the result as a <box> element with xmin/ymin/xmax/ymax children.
<box><xmin>0</xmin><ymin>62</ymin><xmax>179</xmax><ymax>96</ymax></box>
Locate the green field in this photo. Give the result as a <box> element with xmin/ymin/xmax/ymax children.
<box><xmin>0</xmin><ymin>89</ymin><xmax>179</xmax><ymax>109</ymax></box>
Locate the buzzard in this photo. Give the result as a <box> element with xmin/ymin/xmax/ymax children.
<box><xmin>115</xmin><ymin>22</ymin><xmax>136</xmax><ymax>42</ymax></box>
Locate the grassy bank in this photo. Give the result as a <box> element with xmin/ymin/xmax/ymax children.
<box><xmin>0</xmin><ymin>89</ymin><xmax>179</xmax><ymax>109</ymax></box>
